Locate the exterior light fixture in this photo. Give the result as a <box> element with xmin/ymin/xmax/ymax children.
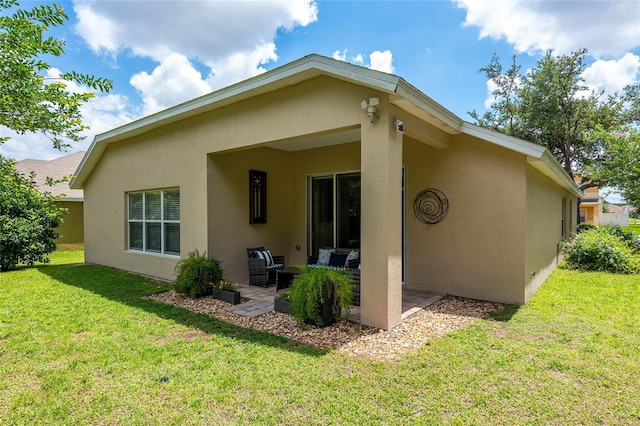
<box><xmin>361</xmin><ymin>97</ymin><xmax>379</xmax><ymax>123</ymax></box>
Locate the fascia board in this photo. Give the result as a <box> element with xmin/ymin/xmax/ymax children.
<box><xmin>461</xmin><ymin>122</ymin><xmax>547</xmax><ymax>158</ymax></box>
<box><xmin>394</xmin><ymin>80</ymin><xmax>462</xmax><ymax>131</ymax></box>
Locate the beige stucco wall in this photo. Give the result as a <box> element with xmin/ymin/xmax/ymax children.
<box><xmin>56</xmin><ymin>200</ymin><xmax>84</xmax><ymax>249</ymax></box>
<box><xmin>403</xmin><ymin>134</ymin><xmax>527</xmax><ymax>304</ymax></box>
<box><xmin>524</xmin><ymin>167</ymin><xmax>574</xmax><ymax>302</ymax></box>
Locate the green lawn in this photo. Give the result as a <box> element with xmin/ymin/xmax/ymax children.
<box><xmin>1</xmin><ymin>252</ymin><xmax>638</xmax><ymax>425</ymax></box>
<box><xmin>623</xmin><ymin>222</ymin><xmax>640</xmax><ymax>236</ymax></box>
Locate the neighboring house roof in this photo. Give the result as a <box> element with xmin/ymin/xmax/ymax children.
<box><xmin>580</xmin><ymin>198</ymin><xmax>602</xmax><ymax>205</ymax></box>
<box><xmin>15</xmin><ymin>151</ymin><xmax>85</xmax><ymax>201</ymax></box>
<box><xmin>70</xmin><ymin>54</ymin><xmax>581</xmax><ymax>197</ymax></box>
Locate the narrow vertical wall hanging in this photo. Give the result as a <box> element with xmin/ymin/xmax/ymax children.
<box><xmin>249</xmin><ymin>170</ymin><xmax>267</xmax><ymax>223</ymax></box>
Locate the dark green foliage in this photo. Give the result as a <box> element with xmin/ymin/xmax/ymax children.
<box><xmin>562</xmin><ymin>226</ymin><xmax>639</xmax><ymax>274</ymax></box>
<box><xmin>583</xmin><ymin>128</ymin><xmax>640</xmax><ymax>209</ymax></box>
<box><xmin>0</xmin><ymin>157</ymin><xmax>65</xmax><ymax>271</ymax></box>
<box><xmin>276</xmin><ymin>290</ymin><xmax>291</xmax><ymax>301</ymax></box>
<box><xmin>470</xmin><ymin>49</ymin><xmax>639</xmax><ymax>180</ymax></box>
<box><xmin>289</xmin><ymin>266</ymin><xmax>353</xmax><ymax>327</ymax></box>
<box><xmin>577</xmin><ymin>223</ymin><xmax>597</xmax><ymax>233</ymax></box>
<box><xmin>174</xmin><ymin>250</ymin><xmax>223</xmax><ymax>298</ymax></box>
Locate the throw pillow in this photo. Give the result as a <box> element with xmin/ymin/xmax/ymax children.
<box><xmin>345</xmin><ymin>250</ymin><xmax>359</xmax><ymax>266</ymax></box>
<box><xmin>328</xmin><ymin>252</ymin><xmax>348</xmax><ymax>267</ymax></box>
<box><xmin>317</xmin><ymin>248</ymin><xmax>334</xmax><ymax>265</ymax></box>
<box><xmin>256</xmin><ymin>250</ymin><xmax>273</xmax><ymax>266</ymax></box>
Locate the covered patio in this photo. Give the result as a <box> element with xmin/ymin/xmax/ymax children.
<box><xmin>225</xmin><ymin>282</ymin><xmax>445</xmax><ymax>324</ymax></box>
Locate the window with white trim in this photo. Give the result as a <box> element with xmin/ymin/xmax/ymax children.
<box><xmin>128</xmin><ymin>188</ymin><xmax>180</xmax><ymax>255</ymax></box>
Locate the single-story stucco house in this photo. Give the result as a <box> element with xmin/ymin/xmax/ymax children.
<box><xmin>15</xmin><ymin>151</ymin><xmax>85</xmax><ymax>250</ymax></box>
<box><xmin>70</xmin><ymin>54</ymin><xmax>581</xmax><ymax>329</ymax></box>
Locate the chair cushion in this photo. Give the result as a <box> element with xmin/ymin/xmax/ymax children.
<box><xmin>329</xmin><ymin>252</ymin><xmax>349</xmax><ymax>267</ymax></box>
<box><xmin>317</xmin><ymin>248</ymin><xmax>334</xmax><ymax>265</ymax></box>
<box><xmin>266</xmin><ymin>263</ymin><xmax>284</xmax><ymax>270</ymax></box>
<box><xmin>255</xmin><ymin>249</ymin><xmax>274</xmax><ymax>267</ymax></box>
<box><xmin>346</xmin><ymin>250</ymin><xmax>359</xmax><ymax>265</ymax></box>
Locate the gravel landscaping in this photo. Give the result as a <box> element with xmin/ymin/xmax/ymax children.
<box><xmin>145</xmin><ymin>290</ymin><xmax>505</xmax><ymax>362</ymax></box>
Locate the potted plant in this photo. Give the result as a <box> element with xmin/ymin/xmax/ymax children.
<box><xmin>274</xmin><ymin>290</ymin><xmax>293</xmax><ymax>315</ymax></box>
<box><xmin>212</xmin><ymin>278</ymin><xmax>241</xmax><ymax>305</ymax></box>
<box><xmin>289</xmin><ymin>266</ymin><xmax>353</xmax><ymax>327</ymax></box>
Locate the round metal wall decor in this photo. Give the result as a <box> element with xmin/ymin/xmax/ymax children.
<box><xmin>413</xmin><ymin>188</ymin><xmax>449</xmax><ymax>224</ymax></box>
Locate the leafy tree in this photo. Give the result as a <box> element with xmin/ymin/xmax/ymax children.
<box><xmin>583</xmin><ymin>127</ymin><xmax>640</xmax><ymax>208</ymax></box>
<box><xmin>0</xmin><ymin>156</ymin><xmax>65</xmax><ymax>271</ymax></box>
<box><xmin>0</xmin><ymin>0</ymin><xmax>112</xmax><ymax>149</ymax></box>
<box><xmin>470</xmin><ymin>49</ymin><xmax>638</xmax><ymax>181</ymax></box>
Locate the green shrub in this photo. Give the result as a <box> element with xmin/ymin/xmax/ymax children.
<box><xmin>0</xmin><ymin>157</ymin><xmax>66</xmax><ymax>271</ymax></box>
<box><xmin>174</xmin><ymin>250</ymin><xmax>224</xmax><ymax>298</ymax></box>
<box><xmin>290</xmin><ymin>266</ymin><xmax>353</xmax><ymax>327</ymax></box>
<box><xmin>562</xmin><ymin>227</ymin><xmax>639</xmax><ymax>274</ymax></box>
<box><xmin>577</xmin><ymin>223</ymin><xmax>597</xmax><ymax>233</ymax></box>
<box><xmin>601</xmin><ymin>224</ymin><xmax>638</xmax><ymax>250</ymax></box>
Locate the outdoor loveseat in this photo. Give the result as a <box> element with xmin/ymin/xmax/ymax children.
<box><xmin>247</xmin><ymin>247</ymin><xmax>285</xmax><ymax>287</ymax></box>
<box><xmin>307</xmin><ymin>247</ymin><xmax>361</xmax><ymax>306</ymax></box>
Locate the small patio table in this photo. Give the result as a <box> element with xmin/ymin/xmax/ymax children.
<box><xmin>276</xmin><ymin>267</ymin><xmax>301</xmax><ymax>291</ymax></box>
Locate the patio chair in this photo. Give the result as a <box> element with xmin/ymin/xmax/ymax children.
<box><xmin>246</xmin><ymin>247</ymin><xmax>285</xmax><ymax>287</ymax></box>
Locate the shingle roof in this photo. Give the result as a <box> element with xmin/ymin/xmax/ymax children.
<box><xmin>14</xmin><ymin>151</ymin><xmax>85</xmax><ymax>201</ymax></box>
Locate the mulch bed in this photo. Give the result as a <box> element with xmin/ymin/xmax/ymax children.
<box><xmin>145</xmin><ymin>290</ymin><xmax>504</xmax><ymax>362</ymax></box>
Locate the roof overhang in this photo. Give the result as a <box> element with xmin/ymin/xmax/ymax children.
<box><xmin>70</xmin><ymin>54</ymin><xmax>581</xmax><ymax>199</ymax></box>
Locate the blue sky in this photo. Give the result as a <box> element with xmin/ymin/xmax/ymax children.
<box><xmin>2</xmin><ymin>0</ymin><xmax>640</xmax><ymax>183</ymax></box>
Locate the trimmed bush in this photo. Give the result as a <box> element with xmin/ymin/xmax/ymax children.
<box><xmin>562</xmin><ymin>227</ymin><xmax>639</xmax><ymax>274</ymax></box>
<box><xmin>174</xmin><ymin>250</ymin><xmax>224</xmax><ymax>298</ymax></box>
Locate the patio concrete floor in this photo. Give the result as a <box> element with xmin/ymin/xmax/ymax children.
<box><xmin>225</xmin><ymin>282</ymin><xmax>445</xmax><ymax>324</ymax></box>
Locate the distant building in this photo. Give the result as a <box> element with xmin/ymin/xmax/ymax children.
<box><xmin>15</xmin><ymin>152</ymin><xmax>85</xmax><ymax>249</ymax></box>
<box><xmin>579</xmin><ymin>185</ymin><xmax>603</xmax><ymax>225</ymax></box>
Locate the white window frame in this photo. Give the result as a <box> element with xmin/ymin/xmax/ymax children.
<box><xmin>127</xmin><ymin>188</ymin><xmax>180</xmax><ymax>256</ymax></box>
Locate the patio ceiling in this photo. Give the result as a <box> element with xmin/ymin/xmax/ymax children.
<box><xmin>266</xmin><ymin>127</ymin><xmax>361</xmax><ymax>152</ymax></box>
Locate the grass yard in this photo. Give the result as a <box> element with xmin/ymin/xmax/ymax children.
<box><xmin>623</xmin><ymin>222</ymin><xmax>640</xmax><ymax>236</ymax></box>
<box><xmin>1</xmin><ymin>251</ymin><xmax>638</xmax><ymax>425</ymax></box>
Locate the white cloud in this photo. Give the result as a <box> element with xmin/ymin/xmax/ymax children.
<box><xmin>332</xmin><ymin>49</ymin><xmax>348</xmax><ymax>61</ymax></box>
<box><xmin>454</xmin><ymin>0</ymin><xmax>640</xmax><ymax>57</ymax></box>
<box><xmin>368</xmin><ymin>50</ymin><xmax>394</xmax><ymax>74</ymax></box>
<box><xmin>130</xmin><ymin>53</ymin><xmax>211</xmax><ymax>116</ymax></box>
<box><xmin>330</xmin><ymin>49</ymin><xmax>394</xmax><ymax>73</ymax></box>
<box><xmin>73</xmin><ymin>0</ymin><xmax>318</xmax><ymax>114</ymax></box>
<box><xmin>581</xmin><ymin>53</ymin><xmax>640</xmax><ymax>97</ymax></box>
<box><xmin>205</xmin><ymin>43</ymin><xmax>278</xmax><ymax>91</ymax></box>
<box><xmin>73</xmin><ymin>0</ymin><xmax>317</xmax><ymax>63</ymax></box>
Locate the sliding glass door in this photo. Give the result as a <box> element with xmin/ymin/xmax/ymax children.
<box><xmin>309</xmin><ymin>173</ymin><xmax>361</xmax><ymax>256</ymax></box>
